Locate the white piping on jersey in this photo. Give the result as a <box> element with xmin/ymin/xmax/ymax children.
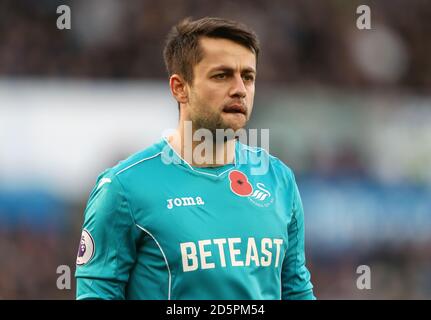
<box><xmin>241</xmin><ymin>144</ymin><xmax>272</xmax><ymax>159</ymax></box>
<box><xmin>162</xmin><ymin>136</ymin><xmax>237</xmax><ymax>177</ymax></box>
<box><xmin>136</xmin><ymin>224</ymin><xmax>172</xmax><ymax>300</ymax></box>
<box><xmin>234</xmin><ymin>143</ymin><xmax>275</xmax><ymax>168</ymax></box>
<box><xmin>115</xmin><ymin>152</ymin><xmax>162</xmax><ymax>176</ymax></box>
<box><xmin>97</xmin><ymin>178</ymin><xmax>112</xmax><ymax>189</ymax></box>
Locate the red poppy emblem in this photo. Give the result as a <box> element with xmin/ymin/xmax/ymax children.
<box><xmin>229</xmin><ymin>170</ymin><xmax>253</xmax><ymax>197</ymax></box>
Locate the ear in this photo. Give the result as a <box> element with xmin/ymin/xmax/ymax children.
<box><xmin>169</xmin><ymin>74</ymin><xmax>189</xmax><ymax>104</ymax></box>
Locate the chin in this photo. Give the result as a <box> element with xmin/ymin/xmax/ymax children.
<box><xmin>224</xmin><ymin>121</ymin><xmax>247</xmax><ymax>132</ymax></box>
<box><xmin>221</xmin><ymin>114</ymin><xmax>247</xmax><ymax>131</ymax></box>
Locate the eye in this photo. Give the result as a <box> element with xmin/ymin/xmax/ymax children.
<box><xmin>242</xmin><ymin>74</ymin><xmax>255</xmax><ymax>82</ymax></box>
<box><xmin>213</xmin><ymin>73</ymin><xmax>227</xmax><ymax>80</ymax></box>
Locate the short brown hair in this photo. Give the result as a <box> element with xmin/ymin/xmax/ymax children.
<box><xmin>163</xmin><ymin>17</ymin><xmax>260</xmax><ymax>84</ymax></box>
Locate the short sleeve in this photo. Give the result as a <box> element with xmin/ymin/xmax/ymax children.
<box><xmin>75</xmin><ymin>172</ymin><xmax>139</xmax><ymax>300</ymax></box>
<box><xmin>281</xmin><ymin>171</ymin><xmax>315</xmax><ymax>300</ymax></box>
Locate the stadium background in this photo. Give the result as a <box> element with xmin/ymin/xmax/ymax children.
<box><xmin>0</xmin><ymin>0</ymin><xmax>430</xmax><ymax>299</ymax></box>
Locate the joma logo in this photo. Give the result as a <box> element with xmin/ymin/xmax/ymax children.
<box><xmin>167</xmin><ymin>197</ymin><xmax>205</xmax><ymax>209</ymax></box>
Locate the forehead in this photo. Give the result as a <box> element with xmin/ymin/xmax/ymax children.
<box><xmin>196</xmin><ymin>37</ymin><xmax>256</xmax><ymax>72</ymax></box>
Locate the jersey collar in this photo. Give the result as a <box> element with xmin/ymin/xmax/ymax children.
<box><xmin>161</xmin><ymin>136</ymin><xmax>240</xmax><ymax>178</ymax></box>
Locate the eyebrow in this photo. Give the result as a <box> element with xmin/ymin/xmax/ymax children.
<box><xmin>208</xmin><ymin>65</ymin><xmax>256</xmax><ymax>74</ymax></box>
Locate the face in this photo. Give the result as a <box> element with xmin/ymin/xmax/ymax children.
<box><xmin>185</xmin><ymin>37</ymin><xmax>256</xmax><ymax>134</ymax></box>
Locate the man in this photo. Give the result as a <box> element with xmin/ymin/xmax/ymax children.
<box><xmin>75</xmin><ymin>17</ymin><xmax>315</xmax><ymax>300</ymax></box>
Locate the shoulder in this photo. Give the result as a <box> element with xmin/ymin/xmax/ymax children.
<box><xmin>238</xmin><ymin>141</ymin><xmax>296</xmax><ymax>181</ymax></box>
<box><xmin>91</xmin><ymin>140</ymin><xmax>165</xmax><ymax>190</ymax></box>
<box><xmin>85</xmin><ymin>140</ymin><xmax>166</xmax><ymax>209</ymax></box>
<box><xmin>107</xmin><ymin>139</ymin><xmax>165</xmax><ymax>178</ymax></box>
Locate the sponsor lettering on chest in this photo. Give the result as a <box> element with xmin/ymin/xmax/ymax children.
<box><xmin>180</xmin><ymin>237</ymin><xmax>284</xmax><ymax>272</ymax></box>
<box><xmin>167</xmin><ymin>196</ymin><xmax>205</xmax><ymax>209</ymax></box>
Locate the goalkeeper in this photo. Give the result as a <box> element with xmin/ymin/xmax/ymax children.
<box><xmin>75</xmin><ymin>16</ymin><xmax>315</xmax><ymax>300</ymax></box>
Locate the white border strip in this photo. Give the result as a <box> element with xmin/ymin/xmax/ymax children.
<box><xmin>136</xmin><ymin>224</ymin><xmax>172</xmax><ymax>300</ymax></box>
<box><xmin>115</xmin><ymin>152</ymin><xmax>162</xmax><ymax>176</ymax></box>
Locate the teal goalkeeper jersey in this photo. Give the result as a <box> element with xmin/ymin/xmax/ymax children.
<box><xmin>75</xmin><ymin>138</ymin><xmax>315</xmax><ymax>300</ymax></box>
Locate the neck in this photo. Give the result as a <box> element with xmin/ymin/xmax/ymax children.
<box><xmin>167</xmin><ymin>121</ymin><xmax>236</xmax><ymax>167</ymax></box>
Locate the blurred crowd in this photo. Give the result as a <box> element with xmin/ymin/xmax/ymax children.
<box><xmin>309</xmin><ymin>242</ymin><xmax>431</xmax><ymax>299</ymax></box>
<box><xmin>0</xmin><ymin>223</ymin><xmax>78</xmax><ymax>299</ymax></box>
<box><xmin>0</xmin><ymin>0</ymin><xmax>430</xmax><ymax>90</ymax></box>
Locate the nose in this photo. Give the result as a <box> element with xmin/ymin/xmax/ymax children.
<box><xmin>229</xmin><ymin>74</ymin><xmax>247</xmax><ymax>99</ymax></box>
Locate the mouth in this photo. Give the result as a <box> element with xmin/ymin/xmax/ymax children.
<box><xmin>222</xmin><ymin>104</ymin><xmax>247</xmax><ymax>115</ymax></box>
